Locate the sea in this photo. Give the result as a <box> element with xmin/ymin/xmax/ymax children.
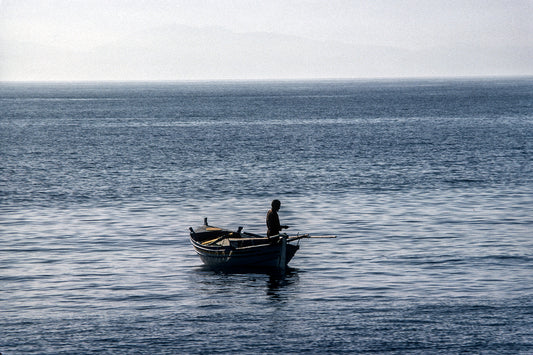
<box><xmin>1</xmin><ymin>78</ymin><xmax>532</xmax><ymax>354</ymax></box>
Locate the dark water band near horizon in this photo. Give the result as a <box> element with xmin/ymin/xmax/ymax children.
<box><xmin>1</xmin><ymin>78</ymin><xmax>532</xmax><ymax>354</ymax></box>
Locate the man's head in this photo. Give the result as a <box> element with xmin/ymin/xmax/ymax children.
<box><xmin>271</xmin><ymin>199</ymin><xmax>281</xmax><ymax>211</ymax></box>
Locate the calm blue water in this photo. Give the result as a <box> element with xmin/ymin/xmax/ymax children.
<box><xmin>1</xmin><ymin>79</ymin><xmax>532</xmax><ymax>354</ymax></box>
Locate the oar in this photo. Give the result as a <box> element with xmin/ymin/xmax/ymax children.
<box><xmin>203</xmin><ymin>235</ymin><xmax>227</xmax><ymax>246</ymax></box>
<box><xmin>288</xmin><ymin>234</ymin><xmax>336</xmax><ymax>242</ymax></box>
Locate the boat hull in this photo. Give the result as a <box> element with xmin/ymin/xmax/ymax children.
<box><xmin>190</xmin><ymin>237</ymin><xmax>299</xmax><ymax>269</ymax></box>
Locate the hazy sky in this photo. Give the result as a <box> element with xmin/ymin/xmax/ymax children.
<box><xmin>1</xmin><ymin>0</ymin><xmax>532</xmax><ymax>81</ymax></box>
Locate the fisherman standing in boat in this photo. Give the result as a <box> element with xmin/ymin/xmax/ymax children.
<box><xmin>266</xmin><ymin>199</ymin><xmax>289</xmax><ymax>237</ymax></box>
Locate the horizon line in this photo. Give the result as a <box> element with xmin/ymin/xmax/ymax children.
<box><xmin>2</xmin><ymin>74</ymin><xmax>532</xmax><ymax>84</ymax></box>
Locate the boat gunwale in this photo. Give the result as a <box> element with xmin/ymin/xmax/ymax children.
<box><xmin>189</xmin><ymin>235</ymin><xmax>287</xmax><ymax>252</ymax></box>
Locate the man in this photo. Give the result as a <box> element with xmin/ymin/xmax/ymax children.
<box><xmin>266</xmin><ymin>199</ymin><xmax>289</xmax><ymax>237</ymax></box>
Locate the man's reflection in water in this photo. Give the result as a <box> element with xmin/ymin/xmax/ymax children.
<box><xmin>266</xmin><ymin>268</ymin><xmax>299</xmax><ymax>301</ymax></box>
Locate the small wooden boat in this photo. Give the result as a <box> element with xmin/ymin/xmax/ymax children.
<box><xmin>189</xmin><ymin>218</ymin><xmax>335</xmax><ymax>270</ymax></box>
